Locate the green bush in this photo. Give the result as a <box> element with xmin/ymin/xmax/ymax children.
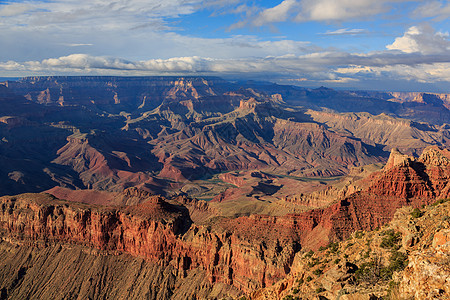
<box><xmin>304</xmin><ymin>250</ymin><xmax>314</xmax><ymax>258</ymax></box>
<box><xmin>410</xmin><ymin>208</ymin><xmax>424</xmax><ymax>218</ymax></box>
<box><xmin>387</xmin><ymin>280</ymin><xmax>400</xmax><ymax>299</ymax></box>
<box><xmin>292</xmin><ymin>288</ymin><xmax>299</xmax><ymax>294</ymax></box>
<box><xmin>355</xmin><ymin>251</ymin><xmax>408</xmax><ymax>284</ymax></box>
<box><xmin>307</xmin><ymin>258</ymin><xmax>320</xmax><ymax>268</ymax></box>
<box><xmin>355</xmin><ymin>231</ymin><xmax>364</xmax><ymax>239</ymax></box>
<box><xmin>432</xmin><ymin>198</ymin><xmax>449</xmax><ymax>206</ymax></box>
<box><xmin>313</xmin><ymin>268</ymin><xmax>323</xmax><ymax>276</ymax></box>
<box><xmin>329</xmin><ymin>242</ymin><xmax>339</xmax><ymax>253</ymax></box>
<box><xmin>334</xmin><ymin>258</ymin><xmax>341</xmax><ymax>264</ymax></box>
<box><xmin>305</xmin><ymin>276</ymin><xmax>312</xmax><ymax>282</ymax></box>
<box><xmin>355</xmin><ymin>256</ymin><xmax>384</xmax><ymax>284</ymax></box>
<box><xmin>388</xmin><ymin>250</ymin><xmax>408</xmax><ymax>273</ymax></box>
<box><xmin>315</xmin><ymin>287</ymin><xmax>326</xmax><ymax>293</ymax></box>
<box><xmin>380</xmin><ymin>229</ymin><xmax>402</xmax><ymax>250</ymax></box>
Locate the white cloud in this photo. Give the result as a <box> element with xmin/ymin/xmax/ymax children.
<box><xmin>1</xmin><ymin>48</ymin><xmax>449</xmax><ymax>87</ymax></box>
<box><xmin>242</xmin><ymin>0</ymin><xmax>411</xmax><ymax>27</ymax></box>
<box><xmin>321</xmin><ymin>28</ymin><xmax>367</xmax><ymax>35</ymax></box>
<box><xmin>252</xmin><ymin>0</ymin><xmax>299</xmax><ymax>26</ymax></box>
<box><xmin>335</xmin><ymin>63</ymin><xmax>450</xmax><ymax>83</ymax></box>
<box><xmin>1</xmin><ymin>0</ymin><xmax>201</xmax><ymax>30</ymax></box>
<box><xmin>0</xmin><ymin>3</ymin><xmax>33</xmax><ymax>17</ymax></box>
<box><xmin>413</xmin><ymin>1</ymin><xmax>450</xmax><ymax>20</ymax></box>
<box><xmin>386</xmin><ymin>24</ymin><xmax>450</xmax><ymax>54</ymax></box>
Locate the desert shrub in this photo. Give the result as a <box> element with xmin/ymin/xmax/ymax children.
<box><xmin>334</xmin><ymin>258</ymin><xmax>341</xmax><ymax>264</ymax></box>
<box><xmin>363</xmin><ymin>248</ymin><xmax>371</xmax><ymax>258</ymax></box>
<box><xmin>410</xmin><ymin>208</ymin><xmax>424</xmax><ymax>218</ymax></box>
<box><xmin>313</xmin><ymin>268</ymin><xmax>323</xmax><ymax>276</ymax></box>
<box><xmin>307</xmin><ymin>258</ymin><xmax>320</xmax><ymax>267</ymax></box>
<box><xmin>304</xmin><ymin>250</ymin><xmax>314</xmax><ymax>258</ymax></box>
<box><xmin>387</xmin><ymin>250</ymin><xmax>408</xmax><ymax>273</ymax></box>
<box><xmin>328</xmin><ymin>242</ymin><xmax>339</xmax><ymax>253</ymax></box>
<box><xmin>296</xmin><ymin>278</ymin><xmax>304</xmax><ymax>285</ymax></box>
<box><xmin>305</xmin><ymin>276</ymin><xmax>312</xmax><ymax>282</ymax></box>
<box><xmin>386</xmin><ymin>280</ymin><xmax>400</xmax><ymax>300</ymax></box>
<box><xmin>380</xmin><ymin>230</ymin><xmax>402</xmax><ymax>250</ymax></box>
<box><xmin>355</xmin><ymin>256</ymin><xmax>384</xmax><ymax>284</ymax></box>
<box><xmin>283</xmin><ymin>296</ymin><xmax>294</xmax><ymax>300</ymax></box>
<box><xmin>315</xmin><ymin>287</ymin><xmax>326</xmax><ymax>293</ymax></box>
<box><xmin>356</xmin><ymin>251</ymin><xmax>408</xmax><ymax>284</ymax></box>
<box><xmin>355</xmin><ymin>231</ymin><xmax>364</xmax><ymax>239</ymax></box>
<box><xmin>432</xmin><ymin>198</ymin><xmax>449</xmax><ymax>206</ymax></box>
<box><xmin>292</xmin><ymin>288</ymin><xmax>299</xmax><ymax>294</ymax></box>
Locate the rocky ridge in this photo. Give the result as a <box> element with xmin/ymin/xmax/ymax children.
<box><xmin>0</xmin><ymin>147</ymin><xmax>450</xmax><ymax>299</ymax></box>
<box><xmin>251</xmin><ymin>198</ymin><xmax>450</xmax><ymax>300</ymax></box>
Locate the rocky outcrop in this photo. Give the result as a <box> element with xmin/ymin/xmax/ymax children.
<box><xmin>0</xmin><ymin>193</ymin><xmax>303</xmax><ymax>295</ymax></box>
<box><xmin>252</xmin><ymin>198</ymin><xmax>450</xmax><ymax>300</ymax></box>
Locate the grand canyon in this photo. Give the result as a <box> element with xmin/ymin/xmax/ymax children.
<box><xmin>0</xmin><ymin>76</ymin><xmax>449</xmax><ymax>299</ymax></box>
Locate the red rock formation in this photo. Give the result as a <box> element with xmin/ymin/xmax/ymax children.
<box><xmin>0</xmin><ymin>193</ymin><xmax>301</xmax><ymax>293</ymax></box>
<box><xmin>1</xmin><ymin>147</ymin><xmax>449</xmax><ymax>295</ymax></box>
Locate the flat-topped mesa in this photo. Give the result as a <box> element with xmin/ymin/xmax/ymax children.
<box><xmin>383</xmin><ymin>148</ymin><xmax>414</xmax><ymax>171</ymax></box>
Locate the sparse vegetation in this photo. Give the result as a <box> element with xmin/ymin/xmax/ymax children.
<box><xmin>355</xmin><ymin>231</ymin><xmax>364</xmax><ymax>239</ymax></box>
<box><xmin>387</xmin><ymin>280</ymin><xmax>400</xmax><ymax>299</ymax></box>
<box><xmin>432</xmin><ymin>198</ymin><xmax>449</xmax><ymax>206</ymax></box>
<box><xmin>315</xmin><ymin>287</ymin><xmax>326</xmax><ymax>293</ymax></box>
<box><xmin>355</xmin><ymin>250</ymin><xmax>408</xmax><ymax>285</ymax></box>
<box><xmin>305</xmin><ymin>276</ymin><xmax>312</xmax><ymax>282</ymax></box>
<box><xmin>380</xmin><ymin>229</ymin><xmax>402</xmax><ymax>250</ymax></box>
<box><xmin>328</xmin><ymin>242</ymin><xmax>339</xmax><ymax>253</ymax></box>
<box><xmin>304</xmin><ymin>250</ymin><xmax>314</xmax><ymax>258</ymax></box>
<box><xmin>387</xmin><ymin>250</ymin><xmax>408</xmax><ymax>274</ymax></box>
<box><xmin>410</xmin><ymin>208</ymin><xmax>424</xmax><ymax>218</ymax></box>
<box><xmin>307</xmin><ymin>258</ymin><xmax>320</xmax><ymax>267</ymax></box>
<box><xmin>313</xmin><ymin>268</ymin><xmax>323</xmax><ymax>276</ymax></box>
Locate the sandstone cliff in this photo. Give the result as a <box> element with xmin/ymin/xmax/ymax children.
<box><xmin>1</xmin><ymin>147</ymin><xmax>449</xmax><ymax>299</ymax></box>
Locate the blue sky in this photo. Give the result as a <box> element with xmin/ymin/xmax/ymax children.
<box><xmin>0</xmin><ymin>0</ymin><xmax>449</xmax><ymax>91</ymax></box>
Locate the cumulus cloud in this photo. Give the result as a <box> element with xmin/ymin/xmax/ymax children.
<box><xmin>386</xmin><ymin>24</ymin><xmax>450</xmax><ymax>54</ymax></box>
<box><xmin>1</xmin><ymin>48</ymin><xmax>449</xmax><ymax>86</ymax></box>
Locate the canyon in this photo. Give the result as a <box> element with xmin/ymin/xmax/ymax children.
<box><xmin>0</xmin><ymin>76</ymin><xmax>450</xmax><ymax>299</ymax></box>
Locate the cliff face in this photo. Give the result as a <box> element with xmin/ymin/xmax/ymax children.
<box><xmin>251</xmin><ymin>199</ymin><xmax>450</xmax><ymax>300</ymax></box>
<box><xmin>0</xmin><ymin>193</ymin><xmax>302</xmax><ymax>295</ymax></box>
<box><xmin>1</xmin><ymin>147</ymin><xmax>450</xmax><ymax>298</ymax></box>
<box><xmin>5</xmin><ymin>76</ymin><xmax>231</xmax><ymax>113</ymax></box>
